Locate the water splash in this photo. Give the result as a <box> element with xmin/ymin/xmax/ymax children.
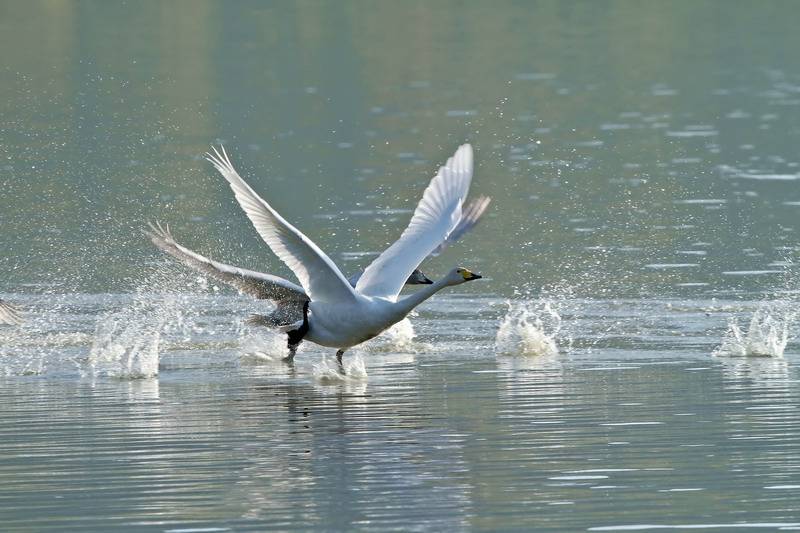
<box><xmin>312</xmin><ymin>353</ymin><xmax>368</xmax><ymax>383</ymax></box>
<box><xmin>361</xmin><ymin>317</ymin><xmax>424</xmax><ymax>353</ymax></box>
<box><xmin>0</xmin><ymin>295</ymin><xmax>94</xmax><ymax>376</ymax></box>
<box><xmin>495</xmin><ymin>298</ymin><xmax>561</xmax><ymax>356</ymax></box>
<box><xmin>713</xmin><ymin>303</ymin><xmax>797</xmax><ymax>358</ymax></box>
<box><xmin>381</xmin><ymin>318</ymin><xmax>416</xmax><ymax>349</ymax></box>
<box><xmin>88</xmin><ymin>294</ymin><xmax>179</xmax><ymax>378</ymax></box>
<box><xmin>237</xmin><ymin>328</ymin><xmax>290</xmax><ymax>363</ymax></box>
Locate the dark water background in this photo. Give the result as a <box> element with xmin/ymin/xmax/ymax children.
<box><xmin>2</xmin><ymin>1</ymin><xmax>800</xmax><ymax>296</ymax></box>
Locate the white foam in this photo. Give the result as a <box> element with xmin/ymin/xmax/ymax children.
<box><xmin>361</xmin><ymin>318</ymin><xmax>419</xmax><ymax>352</ymax></box>
<box><xmin>237</xmin><ymin>329</ymin><xmax>290</xmax><ymax>363</ymax></box>
<box><xmin>88</xmin><ymin>294</ymin><xmax>181</xmax><ymax>378</ymax></box>
<box><xmin>383</xmin><ymin>318</ymin><xmax>416</xmax><ymax>347</ymax></box>
<box><xmin>495</xmin><ymin>299</ymin><xmax>561</xmax><ymax>357</ymax></box>
<box><xmin>312</xmin><ymin>353</ymin><xmax>368</xmax><ymax>383</ymax></box>
<box><xmin>713</xmin><ymin>303</ymin><xmax>797</xmax><ymax>358</ymax></box>
<box><xmin>666</xmin><ymin>130</ymin><xmax>718</xmax><ymax>137</ymax></box>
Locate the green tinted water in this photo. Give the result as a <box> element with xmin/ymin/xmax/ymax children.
<box><xmin>2</xmin><ymin>1</ymin><xmax>800</xmax><ymax>531</ymax></box>
<box><xmin>3</xmin><ymin>1</ymin><xmax>800</xmax><ymax>295</ymax></box>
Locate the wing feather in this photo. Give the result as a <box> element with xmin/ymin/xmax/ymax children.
<box><xmin>355</xmin><ymin>144</ymin><xmax>474</xmax><ymax>299</ymax></box>
<box><xmin>429</xmin><ymin>195</ymin><xmax>491</xmax><ymax>257</ymax></box>
<box><xmin>206</xmin><ymin>147</ymin><xmax>357</xmax><ymax>304</ymax></box>
<box><xmin>145</xmin><ymin>222</ymin><xmax>307</xmax><ymax>302</ymax></box>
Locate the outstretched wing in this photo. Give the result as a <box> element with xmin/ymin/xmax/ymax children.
<box><xmin>429</xmin><ymin>195</ymin><xmax>491</xmax><ymax>257</ymax></box>
<box><xmin>355</xmin><ymin>144</ymin><xmax>474</xmax><ymax>299</ymax></box>
<box><xmin>348</xmin><ymin>195</ymin><xmax>490</xmax><ymax>286</ymax></box>
<box><xmin>145</xmin><ymin>222</ymin><xmax>308</xmax><ymax>303</ymax></box>
<box><xmin>0</xmin><ymin>299</ymin><xmax>22</xmax><ymax>325</ymax></box>
<box><xmin>206</xmin><ymin>147</ymin><xmax>357</xmax><ymax>304</ymax></box>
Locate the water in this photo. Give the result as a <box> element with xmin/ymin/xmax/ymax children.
<box><xmin>3</xmin><ymin>1</ymin><xmax>800</xmax><ymax>530</ymax></box>
<box><xmin>2</xmin><ymin>294</ymin><xmax>799</xmax><ymax>531</ymax></box>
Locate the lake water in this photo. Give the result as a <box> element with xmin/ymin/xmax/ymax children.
<box><xmin>2</xmin><ymin>1</ymin><xmax>800</xmax><ymax>531</ymax></box>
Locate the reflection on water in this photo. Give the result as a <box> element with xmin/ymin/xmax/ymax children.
<box><xmin>1</xmin><ymin>293</ymin><xmax>800</xmax><ymax>530</ymax></box>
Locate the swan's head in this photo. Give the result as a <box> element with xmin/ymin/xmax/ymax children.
<box><xmin>446</xmin><ymin>267</ymin><xmax>483</xmax><ymax>285</ymax></box>
<box><xmin>407</xmin><ymin>268</ymin><xmax>434</xmax><ymax>285</ymax></box>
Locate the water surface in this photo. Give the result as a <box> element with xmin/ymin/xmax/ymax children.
<box><xmin>2</xmin><ymin>1</ymin><xmax>800</xmax><ymax>531</ymax></box>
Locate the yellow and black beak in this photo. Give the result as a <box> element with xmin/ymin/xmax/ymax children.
<box><xmin>461</xmin><ymin>269</ymin><xmax>483</xmax><ymax>281</ymax></box>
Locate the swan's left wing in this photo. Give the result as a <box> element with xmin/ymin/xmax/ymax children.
<box><xmin>206</xmin><ymin>147</ymin><xmax>357</xmax><ymax>304</ymax></box>
<box><xmin>356</xmin><ymin>144</ymin><xmax>474</xmax><ymax>299</ymax></box>
<box><xmin>0</xmin><ymin>299</ymin><xmax>22</xmax><ymax>325</ymax></box>
<box><xmin>145</xmin><ymin>222</ymin><xmax>308</xmax><ymax>303</ymax></box>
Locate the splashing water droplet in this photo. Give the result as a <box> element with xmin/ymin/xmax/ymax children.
<box><xmin>713</xmin><ymin>303</ymin><xmax>797</xmax><ymax>358</ymax></box>
<box><xmin>237</xmin><ymin>328</ymin><xmax>290</xmax><ymax>363</ymax></box>
<box><xmin>88</xmin><ymin>294</ymin><xmax>180</xmax><ymax>378</ymax></box>
<box><xmin>361</xmin><ymin>317</ymin><xmax>423</xmax><ymax>353</ymax></box>
<box><xmin>495</xmin><ymin>299</ymin><xmax>561</xmax><ymax>356</ymax></box>
<box><xmin>312</xmin><ymin>353</ymin><xmax>368</xmax><ymax>383</ymax></box>
<box><xmin>382</xmin><ymin>318</ymin><xmax>416</xmax><ymax>348</ymax></box>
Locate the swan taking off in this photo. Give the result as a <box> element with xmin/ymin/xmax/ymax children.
<box><xmin>151</xmin><ymin>144</ymin><xmax>485</xmax><ymax>369</ymax></box>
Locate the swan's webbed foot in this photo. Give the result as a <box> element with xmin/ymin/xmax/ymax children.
<box><xmin>336</xmin><ymin>349</ymin><xmax>346</xmax><ymax>375</ymax></box>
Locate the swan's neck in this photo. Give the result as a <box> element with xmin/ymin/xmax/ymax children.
<box><xmin>395</xmin><ymin>277</ymin><xmax>451</xmax><ymax>317</ymax></box>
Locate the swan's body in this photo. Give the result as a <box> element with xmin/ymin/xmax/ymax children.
<box><xmin>146</xmin><ymin>222</ymin><xmax>466</xmax><ymax>328</ymax></box>
<box><xmin>147</xmin><ymin>192</ymin><xmax>487</xmax><ymax>328</ymax></box>
<box><xmin>151</xmin><ymin>143</ymin><xmax>485</xmax><ymax>365</ymax></box>
<box><xmin>0</xmin><ymin>299</ymin><xmax>22</xmax><ymax>325</ymax></box>
<box><xmin>302</xmin><ymin>272</ymin><xmax>476</xmax><ymax>348</ymax></box>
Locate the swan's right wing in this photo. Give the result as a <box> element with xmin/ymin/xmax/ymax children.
<box><xmin>0</xmin><ymin>299</ymin><xmax>22</xmax><ymax>325</ymax></box>
<box><xmin>429</xmin><ymin>195</ymin><xmax>491</xmax><ymax>257</ymax></box>
<box><xmin>146</xmin><ymin>222</ymin><xmax>308</xmax><ymax>303</ymax></box>
<box><xmin>347</xmin><ymin>196</ymin><xmax>490</xmax><ymax>286</ymax></box>
<box><xmin>356</xmin><ymin>144</ymin><xmax>474</xmax><ymax>299</ymax></box>
<box><xmin>206</xmin><ymin>146</ymin><xmax>358</xmax><ymax>304</ymax></box>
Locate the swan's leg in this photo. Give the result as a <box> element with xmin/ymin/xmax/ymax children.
<box><xmin>336</xmin><ymin>349</ymin><xmax>346</xmax><ymax>374</ymax></box>
<box><xmin>284</xmin><ymin>300</ymin><xmax>310</xmax><ymax>364</ymax></box>
<box><xmin>283</xmin><ymin>341</ymin><xmax>300</xmax><ymax>363</ymax></box>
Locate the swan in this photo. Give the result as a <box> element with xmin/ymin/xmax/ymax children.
<box><xmin>145</xmin><ymin>195</ymin><xmax>489</xmax><ymax>330</ymax></box>
<box><xmin>0</xmin><ymin>299</ymin><xmax>22</xmax><ymax>325</ymax></box>
<box><xmin>157</xmin><ymin>143</ymin><xmax>485</xmax><ymax>368</ymax></box>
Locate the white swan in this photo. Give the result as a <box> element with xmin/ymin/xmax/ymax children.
<box><xmin>164</xmin><ymin>144</ymin><xmax>484</xmax><ymax>368</ymax></box>
<box><xmin>146</xmin><ymin>194</ymin><xmax>489</xmax><ymax>328</ymax></box>
<box><xmin>0</xmin><ymin>299</ymin><xmax>22</xmax><ymax>325</ymax></box>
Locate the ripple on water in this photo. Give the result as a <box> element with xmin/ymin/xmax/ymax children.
<box><xmin>1</xmin><ymin>295</ymin><xmax>800</xmax><ymax>531</ymax></box>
